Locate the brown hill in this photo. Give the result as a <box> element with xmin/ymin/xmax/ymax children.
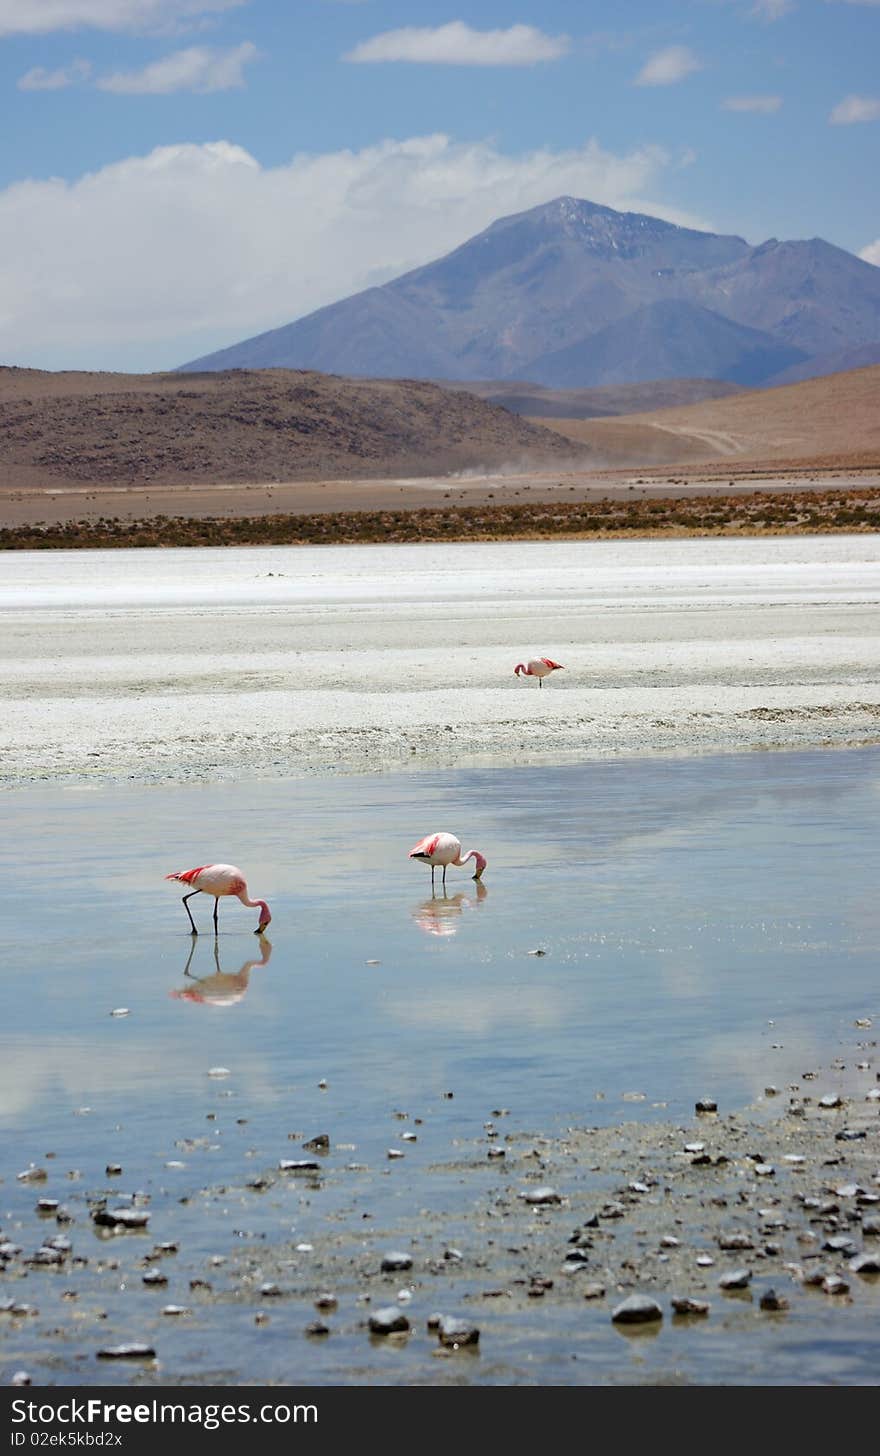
<box><xmin>0</xmin><ymin>366</ymin><xmax>584</xmax><ymax>491</ymax></box>
<box><xmin>535</xmin><ymin>364</ymin><xmax>880</xmax><ymax>470</ymax></box>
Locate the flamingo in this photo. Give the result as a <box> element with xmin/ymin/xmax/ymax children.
<box><xmin>165</xmin><ymin>863</ymin><xmax>272</xmax><ymax>936</ymax></box>
<box><xmin>514</xmin><ymin>657</ymin><xmax>564</xmax><ymax>687</ymax></box>
<box><xmin>409</xmin><ymin>832</ymin><xmax>487</xmax><ymax>889</ymax></box>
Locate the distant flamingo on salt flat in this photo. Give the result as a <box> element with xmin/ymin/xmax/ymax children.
<box><xmin>514</xmin><ymin>657</ymin><xmax>564</xmax><ymax>687</ymax></box>
<box><xmin>409</xmin><ymin>832</ymin><xmax>486</xmax><ymax>889</ymax></box>
<box><xmin>165</xmin><ymin>863</ymin><xmax>272</xmax><ymax>935</ymax></box>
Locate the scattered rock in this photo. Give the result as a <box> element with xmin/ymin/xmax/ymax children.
<box><xmin>518</xmin><ymin>1187</ymin><xmax>562</xmax><ymax>1206</ymax></box>
<box><xmin>695</xmin><ymin>1099</ymin><xmax>718</xmax><ymax>1114</ymax></box>
<box><xmin>671</xmin><ymin>1297</ymin><xmax>710</xmax><ymax>1316</ymax></box>
<box><xmin>822</xmin><ymin>1275</ymin><xmax>850</xmax><ymax>1296</ymax></box>
<box><xmin>759</xmin><ymin>1289</ymin><xmax>789</xmax><ymax>1311</ymax></box>
<box><xmin>368</xmin><ymin>1308</ymin><xmax>410</xmax><ymax>1335</ymax></box>
<box><xmin>719</xmin><ymin>1269</ymin><xmax>751</xmax><ymax>1290</ymax></box>
<box><xmin>612</xmin><ymin>1295</ymin><xmax>663</xmax><ymax>1325</ymax></box>
<box><xmin>849</xmin><ymin>1252</ymin><xmax>880</xmax><ymax>1275</ymax></box>
<box><xmin>92</xmin><ymin>1208</ymin><xmax>150</xmax><ymax>1230</ymax></box>
<box><xmin>96</xmin><ymin>1344</ymin><xmax>156</xmax><ymax>1360</ymax></box>
<box><xmin>437</xmin><ymin>1315</ymin><xmax>480</xmax><ymax>1347</ymax></box>
<box><xmin>381</xmin><ymin>1252</ymin><xmax>413</xmax><ymax>1273</ymax></box>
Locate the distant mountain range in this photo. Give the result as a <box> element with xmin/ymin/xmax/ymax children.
<box><xmin>179</xmin><ymin>196</ymin><xmax>880</xmax><ymax>390</ymax></box>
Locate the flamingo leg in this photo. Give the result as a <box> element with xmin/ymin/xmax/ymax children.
<box><xmin>213</xmin><ymin>897</ymin><xmax>220</xmax><ymax>933</ymax></box>
<box><xmin>181</xmin><ymin>890</ymin><xmax>201</xmax><ymax>936</ymax></box>
<box><xmin>431</xmin><ymin>865</ymin><xmax>435</xmax><ymax>889</ymax></box>
<box><xmin>539</xmin><ymin>678</ymin><xmax>543</xmax><ymax>688</ymax></box>
<box><xmin>442</xmin><ymin>864</ymin><xmax>447</xmax><ymax>887</ymax></box>
<box><xmin>183</xmin><ymin>940</ymin><xmax>198</xmax><ymax>979</ymax></box>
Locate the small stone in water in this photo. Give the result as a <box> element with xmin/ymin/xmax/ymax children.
<box><xmin>754</xmin><ymin>1164</ymin><xmax>775</xmax><ymax>1177</ymax></box>
<box><xmin>381</xmin><ymin>1252</ymin><xmax>413</xmax><ymax>1273</ymax></box>
<box><xmin>207</xmin><ymin>1067</ymin><xmax>231</xmax><ymax>1078</ymax></box>
<box><xmin>97</xmin><ymin>1344</ymin><xmax>156</xmax><ymax>1360</ymax></box>
<box><xmin>822</xmin><ymin>1275</ymin><xmax>849</xmax><ymax>1296</ymax></box>
<box><xmin>278</xmin><ymin>1160</ymin><xmax>320</xmax><ymax>1173</ymax></box>
<box><xmin>582</xmin><ymin>1283</ymin><xmax>606</xmax><ymax>1300</ymax></box>
<box><xmin>671</xmin><ymin>1297</ymin><xmax>709</xmax><ymax>1316</ymax></box>
<box><xmin>17</xmin><ymin>1167</ymin><xmax>48</xmax><ymax>1183</ymax></box>
<box><xmin>849</xmin><ymin>1252</ymin><xmax>880</xmax><ymax>1275</ymax></box>
<box><xmin>695</xmin><ymin>1099</ymin><xmax>717</xmax><ymax>1113</ymax></box>
<box><xmin>387</xmin><ymin>1149</ymin><xmax>405</xmax><ymax>1160</ymax></box>
<box><xmin>142</xmin><ymin>1271</ymin><xmax>167</xmax><ymax>1286</ymax></box>
<box><xmin>302</xmin><ymin>1133</ymin><xmax>330</xmax><ymax>1152</ymax></box>
<box><xmin>696</xmin><ymin>1255</ymin><xmax>715</xmax><ymax>1267</ymax></box>
<box><xmin>437</xmin><ymin>1315</ymin><xmax>479</xmax><ymax>1347</ymax></box>
<box><xmin>305</xmin><ymin>1321</ymin><xmax>329</xmax><ymax>1337</ymax></box>
<box><xmin>527</xmin><ymin>949</ymin><xmax>547</xmax><ymax>957</ymax></box>
<box><xmin>612</xmin><ymin>1295</ymin><xmax>663</xmax><ymax>1325</ymax></box>
<box><xmin>92</xmin><ymin>1208</ymin><xmax>150</xmax><ymax>1229</ymax></box>
<box><xmin>161</xmin><ymin>1305</ymin><xmax>190</xmax><ymax>1316</ymax></box>
<box><xmin>110</xmin><ymin>1009</ymin><xmax>130</xmax><ymax>1018</ymax></box>
<box><xmin>818</xmin><ymin>1094</ymin><xmax>842</xmax><ymax>1108</ymax></box>
<box><xmin>823</xmin><ymin>1235</ymin><xmax>857</xmax><ymax>1255</ymax></box>
<box><xmin>719</xmin><ymin>1269</ymin><xmax>751</xmax><ymax>1289</ymax></box>
<box><xmin>759</xmin><ymin>1289</ymin><xmax>789</xmax><ymax>1311</ymax></box>
<box><xmin>369</xmin><ymin>1307</ymin><xmax>410</xmax><ymax>1335</ymax></box>
<box><xmin>718</xmin><ymin>1233</ymin><xmax>754</xmax><ymax>1250</ymax></box>
<box><xmin>105</xmin><ymin>1164</ymin><xmax>122</xmax><ymax>1176</ymax></box>
<box><xmin>518</xmin><ymin>1187</ymin><xmax>562</xmax><ymax>1206</ymax></box>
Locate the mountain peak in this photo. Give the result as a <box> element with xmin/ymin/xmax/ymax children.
<box><xmin>179</xmin><ymin>198</ymin><xmax>880</xmax><ymax>389</ymax></box>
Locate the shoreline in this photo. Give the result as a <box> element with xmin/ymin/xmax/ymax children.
<box><xmin>4</xmin><ymin>1048</ymin><xmax>878</xmax><ymax>1387</ymax></box>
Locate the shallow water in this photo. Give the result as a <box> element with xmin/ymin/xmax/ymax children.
<box><xmin>1</xmin><ymin>747</ymin><xmax>879</xmax><ymax>1385</ymax></box>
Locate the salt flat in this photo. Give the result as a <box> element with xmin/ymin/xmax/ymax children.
<box><xmin>2</xmin><ymin>536</ymin><xmax>880</xmax><ymax>786</ymax></box>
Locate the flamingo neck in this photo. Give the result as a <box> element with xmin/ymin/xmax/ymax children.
<box><xmin>455</xmin><ymin>850</ymin><xmax>486</xmax><ymax>879</ymax></box>
<box><xmin>238</xmin><ymin>891</ymin><xmax>271</xmax><ymax>925</ymax></box>
<box><xmin>514</xmin><ymin>663</ymin><xmax>530</xmax><ymax>676</ymax></box>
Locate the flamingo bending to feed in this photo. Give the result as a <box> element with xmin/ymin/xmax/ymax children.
<box><xmin>165</xmin><ymin>863</ymin><xmax>272</xmax><ymax>936</ymax></box>
<box><xmin>409</xmin><ymin>832</ymin><xmax>487</xmax><ymax>889</ymax></box>
<box><xmin>514</xmin><ymin>657</ymin><xmax>564</xmax><ymax>687</ymax></box>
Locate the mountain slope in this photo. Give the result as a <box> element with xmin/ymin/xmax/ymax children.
<box><xmin>536</xmin><ymin>363</ymin><xmax>880</xmax><ymax>469</ymax></box>
<box><xmin>179</xmin><ymin>196</ymin><xmax>880</xmax><ymax>390</ymax></box>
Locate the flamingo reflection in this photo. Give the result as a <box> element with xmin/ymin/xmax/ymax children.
<box><xmin>170</xmin><ymin>936</ymin><xmax>272</xmax><ymax>1007</ymax></box>
<box><xmin>411</xmin><ymin>882</ymin><xmax>488</xmax><ymax>938</ymax></box>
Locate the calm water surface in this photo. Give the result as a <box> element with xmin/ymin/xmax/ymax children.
<box><xmin>1</xmin><ymin>747</ymin><xmax>878</xmax><ymax>1385</ymax></box>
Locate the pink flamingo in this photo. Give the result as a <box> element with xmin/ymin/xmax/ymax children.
<box><xmin>514</xmin><ymin>657</ymin><xmax>564</xmax><ymax>687</ymax></box>
<box><xmin>409</xmin><ymin>832</ymin><xmax>487</xmax><ymax>889</ymax></box>
<box><xmin>165</xmin><ymin>863</ymin><xmax>272</xmax><ymax>936</ymax></box>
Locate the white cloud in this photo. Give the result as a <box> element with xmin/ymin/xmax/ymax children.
<box><xmin>860</xmin><ymin>240</ymin><xmax>880</xmax><ymax>266</ymax></box>
<box><xmin>635</xmin><ymin>45</ymin><xmax>702</xmax><ymax>86</ymax></box>
<box><xmin>830</xmin><ymin>94</ymin><xmax>880</xmax><ymax>122</ymax></box>
<box><xmin>18</xmin><ymin>58</ymin><xmax>92</xmax><ymax>90</ymax></box>
<box><xmin>0</xmin><ymin>1</ymin><xmax>242</xmax><ymax>34</ymax></box>
<box><xmin>0</xmin><ymin>134</ymin><xmax>708</xmax><ymax>371</ymax></box>
<box><xmin>97</xmin><ymin>40</ymin><xmax>257</xmax><ymax>93</ymax></box>
<box><xmin>345</xmin><ymin>21</ymin><xmax>569</xmax><ymax>66</ymax></box>
<box><xmin>751</xmin><ymin>0</ymin><xmax>796</xmax><ymax>18</ymax></box>
<box><xmin>721</xmin><ymin>93</ymin><xmax>783</xmax><ymax>112</ymax></box>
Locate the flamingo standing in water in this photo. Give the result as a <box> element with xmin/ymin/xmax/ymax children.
<box><xmin>165</xmin><ymin>863</ymin><xmax>272</xmax><ymax>935</ymax></box>
<box><xmin>514</xmin><ymin>657</ymin><xmax>564</xmax><ymax>687</ymax></box>
<box><xmin>409</xmin><ymin>832</ymin><xmax>487</xmax><ymax>889</ymax></box>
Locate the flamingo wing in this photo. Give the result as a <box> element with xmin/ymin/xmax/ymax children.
<box><xmin>165</xmin><ymin>865</ymin><xmax>211</xmax><ymax>885</ymax></box>
<box><xmin>409</xmin><ymin>834</ymin><xmax>441</xmax><ymax>859</ymax></box>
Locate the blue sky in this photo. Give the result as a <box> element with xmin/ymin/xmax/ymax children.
<box><xmin>1</xmin><ymin>0</ymin><xmax>878</xmax><ymax>371</ymax></box>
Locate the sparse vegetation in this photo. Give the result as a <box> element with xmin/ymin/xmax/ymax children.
<box><xmin>3</xmin><ymin>488</ymin><xmax>879</xmax><ymax>550</ymax></box>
